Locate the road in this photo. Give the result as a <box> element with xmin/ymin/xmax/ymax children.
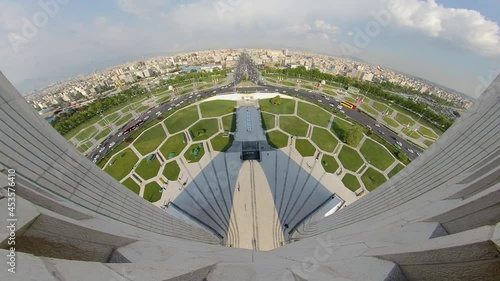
<box><xmin>90</xmin><ymin>56</ymin><xmax>422</xmax><ymax>164</ymax></box>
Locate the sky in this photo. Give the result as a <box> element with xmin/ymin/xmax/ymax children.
<box><xmin>0</xmin><ymin>0</ymin><xmax>499</xmax><ymax>98</ymax></box>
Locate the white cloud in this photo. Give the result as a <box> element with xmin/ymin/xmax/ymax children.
<box><xmin>387</xmin><ymin>0</ymin><xmax>500</xmax><ymax>56</ymax></box>
<box><xmin>114</xmin><ymin>0</ymin><xmax>167</xmax><ymax>16</ymax></box>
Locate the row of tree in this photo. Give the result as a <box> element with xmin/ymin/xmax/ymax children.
<box><xmin>264</xmin><ymin>66</ymin><xmax>453</xmax><ymax>129</ymax></box>
<box><xmin>51</xmin><ymin>86</ymin><xmax>147</xmax><ymax>136</ymax></box>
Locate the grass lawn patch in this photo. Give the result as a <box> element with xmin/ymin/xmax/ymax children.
<box><xmin>143</xmin><ymin>182</ymin><xmax>163</xmax><ymax>203</ymax></box>
<box><xmin>136</xmin><ymin>105</ymin><xmax>150</xmax><ymax>113</ymax></box>
<box><xmin>311</xmin><ymin>127</ymin><xmax>338</xmax><ymax>153</ymax></box>
<box><xmin>266</xmin><ymin>130</ymin><xmax>289</xmax><ymax>148</ymax></box>
<box><xmin>279</xmin><ymin>116</ymin><xmax>309</xmax><ymax>137</ymax></box>
<box><xmin>361</xmin><ymin>168</ymin><xmax>387</xmax><ymax>191</ymax></box>
<box><xmin>261</xmin><ymin>112</ymin><xmax>276</xmax><ymax>130</ymax></box>
<box><xmin>75</xmin><ymin>126</ymin><xmax>97</xmax><ymax>142</ymax></box>
<box><xmin>135</xmin><ymin>157</ymin><xmax>161</xmax><ymax>180</ymax></box>
<box><xmin>189</xmin><ymin>119</ymin><xmax>219</xmax><ymax>141</ymax></box>
<box><xmin>116</xmin><ymin>113</ymin><xmax>133</xmax><ymax>127</ymax></box>
<box><xmin>76</xmin><ymin>141</ymin><xmax>93</xmax><ymax>153</ymax></box>
<box><xmin>94</xmin><ymin>128</ymin><xmax>112</xmax><ymax>141</ymax></box>
<box><xmin>344</xmin><ymin>97</ymin><xmax>357</xmax><ymax>103</ymax></box>
<box><xmin>297</xmin><ymin>102</ymin><xmax>331</xmax><ymax>127</ymax></box>
<box><xmin>295</xmin><ymin>139</ymin><xmax>316</xmax><ymax>157</ymax></box>
<box><xmin>323</xmin><ymin>89</ymin><xmax>337</xmax><ymax>96</ymax></box>
<box><xmin>372</xmin><ymin>102</ymin><xmax>394</xmax><ymax>114</ymax></box>
<box><xmin>98</xmin><ymin>113</ymin><xmax>119</xmax><ymax>126</ymax></box>
<box><xmin>360</xmin><ymin>139</ymin><xmax>395</xmax><ymax>171</ymax></box>
<box><xmin>165</xmin><ymin>106</ymin><xmax>200</xmax><ymax>134</ymax></box>
<box><xmin>211</xmin><ymin>133</ymin><xmax>234</xmax><ymax>152</ymax></box>
<box><xmin>418</xmin><ymin>126</ymin><xmax>438</xmax><ymax>139</ymax></box>
<box><xmin>199</xmin><ymin>100</ymin><xmax>236</xmax><ymax>117</ymax></box>
<box><xmin>383</xmin><ymin>117</ymin><xmax>399</xmax><ymax>128</ymax></box>
<box><xmin>222</xmin><ymin>114</ymin><xmax>236</xmax><ymax>132</ymax></box>
<box><xmin>342</xmin><ymin>173</ymin><xmax>361</xmax><ymax>192</ymax></box>
<box><xmin>159</xmin><ymin>133</ymin><xmax>187</xmax><ymax>160</ymax></box>
<box><xmin>388</xmin><ymin>163</ymin><xmax>405</xmax><ymax>178</ymax></box>
<box><xmin>133</xmin><ymin>124</ymin><xmax>166</xmax><ymax>155</ymax></box>
<box><xmin>360</xmin><ymin>104</ymin><xmax>378</xmax><ymax>116</ymax></box>
<box><xmin>424</xmin><ymin>139</ymin><xmax>434</xmax><ymax>147</ymax></box>
<box><xmin>321</xmin><ymin>154</ymin><xmax>340</xmax><ymax>174</ymax></box>
<box><xmin>331</xmin><ymin>118</ymin><xmax>354</xmax><ymax>141</ymax></box>
<box><xmin>403</xmin><ymin>129</ymin><xmax>421</xmax><ymax>139</ymax></box>
<box><xmin>338</xmin><ymin>146</ymin><xmax>364</xmax><ymax>172</ymax></box>
<box><xmin>122</xmin><ymin>178</ymin><xmax>140</xmax><ymax>195</ymax></box>
<box><xmin>259</xmin><ymin>98</ymin><xmax>296</xmax><ymax>114</ymax></box>
<box><xmin>163</xmin><ymin>160</ymin><xmax>181</xmax><ymax>181</ymax></box>
<box><xmin>104</xmin><ymin>148</ymin><xmax>138</xmax><ymax>181</ymax></box>
<box><xmin>395</xmin><ymin>113</ymin><xmax>415</xmax><ymax>126</ymax></box>
<box><xmin>184</xmin><ymin>143</ymin><xmax>205</xmax><ymax>163</ymax></box>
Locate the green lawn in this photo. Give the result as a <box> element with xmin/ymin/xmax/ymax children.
<box><xmin>199</xmin><ymin>100</ymin><xmax>236</xmax><ymax>117</ymax></box>
<box><xmin>94</xmin><ymin>128</ymin><xmax>112</xmax><ymax>141</ymax></box>
<box><xmin>360</xmin><ymin>104</ymin><xmax>378</xmax><ymax>116</ymax></box>
<box><xmin>331</xmin><ymin>118</ymin><xmax>353</xmax><ymax>140</ymax></box>
<box><xmin>311</xmin><ymin>127</ymin><xmax>338</xmax><ymax>153</ymax></box>
<box><xmin>338</xmin><ymin>146</ymin><xmax>364</xmax><ymax>172</ymax></box>
<box><xmin>361</xmin><ymin>168</ymin><xmax>387</xmax><ymax>191</ymax></box>
<box><xmin>136</xmin><ymin>105</ymin><xmax>150</xmax><ymax>113</ymax></box>
<box><xmin>143</xmin><ymin>182</ymin><xmax>163</xmax><ymax>203</ymax></box>
<box><xmin>135</xmin><ymin>157</ymin><xmax>161</xmax><ymax>180</ymax></box>
<box><xmin>163</xmin><ymin>160</ymin><xmax>181</xmax><ymax>181</ymax></box>
<box><xmin>295</xmin><ymin>139</ymin><xmax>316</xmax><ymax>157</ymax></box>
<box><xmin>259</xmin><ymin>98</ymin><xmax>296</xmax><ymax>114</ymax></box>
<box><xmin>360</xmin><ymin>139</ymin><xmax>395</xmax><ymax>171</ymax></box>
<box><xmin>266</xmin><ymin>130</ymin><xmax>289</xmax><ymax>148</ymax></box>
<box><xmin>388</xmin><ymin>163</ymin><xmax>406</xmax><ymax>178</ymax></box>
<box><xmin>104</xmin><ymin>149</ymin><xmax>139</xmax><ymax>181</ymax></box>
<box><xmin>159</xmin><ymin>133</ymin><xmax>188</xmax><ymax>160</ymax></box>
<box><xmin>116</xmin><ymin>113</ymin><xmax>133</xmax><ymax>127</ymax></box>
<box><xmin>165</xmin><ymin>106</ymin><xmax>200</xmax><ymax>134</ymax></box>
<box><xmin>344</xmin><ymin>97</ymin><xmax>357</xmax><ymax>103</ymax></box>
<box><xmin>418</xmin><ymin>126</ymin><xmax>438</xmax><ymax>139</ymax></box>
<box><xmin>133</xmin><ymin>125</ymin><xmax>166</xmax><ymax>155</ymax></box>
<box><xmin>98</xmin><ymin>113</ymin><xmax>119</xmax><ymax>127</ymax></box>
<box><xmin>372</xmin><ymin>102</ymin><xmax>394</xmax><ymax>114</ymax></box>
<box><xmin>261</xmin><ymin>112</ymin><xmax>276</xmax><ymax>130</ymax></box>
<box><xmin>342</xmin><ymin>173</ymin><xmax>361</xmax><ymax>192</ymax></box>
<box><xmin>211</xmin><ymin>134</ymin><xmax>234</xmax><ymax>152</ymax></box>
<box><xmin>222</xmin><ymin>114</ymin><xmax>236</xmax><ymax>132</ymax></box>
<box><xmin>76</xmin><ymin>141</ymin><xmax>93</xmax><ymax>153</ymax></box>
<box><xmin>323</xmin><ymin>89</ymin><xmax>337</xmax><ymax>96</ymax></box>
<box><xmin>424</xmin><ymin>139</ymin><xmax>434</xmax><ymax>147</ymax></box>
<box><xmin>403</xmin><ymin>129</ymin><xmax>421</xmax><ymax>139</ymax></box>
<box><xmin>75</xmin><ymin>126</ymin><xmax>97</xmax><ymax>141</ymax></box>
<box><xmin>297</xmin><ymin>102</ymin><xmax>331</xmax><ymax>127</ymax></box>
<box><xmin>321</xmin><ymin>154</ymin><xmax>340</xmax><ymax>174</ymax></box>
<box><xmin>383</xmin><ymin>117</ymin><xmax>399</xmax><ymax>128</ymax></box>
<box><xmin>184</xmin><ymin>143</ymin><xmax>205</xmax><ymax>163</ymax></box>
<box><xmin>395</xmin><ymin>113</ymin><xmax>415</xmax><ymax>126</ymax></box>
<box><xmin>121</xmin><ymin>178</ymin><xmax>140</xmax><ymax>195</ymax></box>
<box><xmin>189</xmin><ymin>119</ymin><xmax>219</xmax><ymax>141</ymax></box>
<box><xmin>279</xmin><ymin>116</ymin><xmax>309</xmax><ymax>137</ymax></box>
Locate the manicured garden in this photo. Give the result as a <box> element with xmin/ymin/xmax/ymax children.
<box><xmin>361</xmin><ymin>168</ymin><xmax>387</xmax><ymax>191</ymax></box>
<box><xmin>261</xmin><ymin>112</ymin><xmax>276</xmax><ymax>130</ymax></box>
<box><xmin>259</xmin><ymin>98</ymin><xmax>296</xmax><ymax>114</ymax></box>
<box><xmin>75</xmin><ymin>126</ymin><xmax>97</xmax><ymax>141</ymax></box>
<box><xmin>159</xmin><ymin>133</ymin><xmax>188</xmax><ymax>160</ymax></box>
<box><xmin>388</xmin><ymin>163</ymin><xmax>406</xmax><ymax>178</ymax></box>
<box><xmin>211</xmin><ymin>134</ymin><xmax>234</xmax><ymax>152</ymax></box>
<box><xmin>184</xmin><ymin>143</ymin><xmax>205</xmax><ymax>163</ymax></box>
<box><xmin>104</xmin><ymin>148</ymin><xmax>138</xmax><ymax>181</ymax></box>
<box><xmin>133</xmin><ymin>125</ymin><xmax>167</xmax><ymax>155</ymax></box>
<box><xmin>297</xmin><ymin>102</ymin><xmax>331</xmax><ymax>127</ymax></box>
<box><xmin>311</xmin><ymin>127</ymin><xmax>338</xmax><ymax>153</ymax></box>
<box><xmin>135</xmin><ymin>157</ymin><xmax>161</xmax><ymax>180</ymax></box>
<box><xmin>321</xmin><ymin>154</ymin><xmax>339</xmax><ymax>174</ymax></box>
<box><xmin>121</xmin><ymin>178</ymin><xmax>140</xmax><ymax>195</ymax></box>
<box><xmin>266</xmin><ymin>130</ymin><xmax>289</xmax><ymax>148</ymax></box>
<box><xmin>279</xmin><ymin>116</ymin><xmax>309</xmax><ymax>137</ymax></box>
<box><xmin>199</xmin><ymin>100</ymin><xmax>236</xmax><ymax>117</ymax></box>
<box><xmin>338</xmin><ymin>146</ymin><xmax>364</xmax><ymax>172</ymax></box>
<box><xmin>295</xmin><ymin>139</ymin><xmax>316</xmax><ymax>157</ymax></box>
<box><xmin>342</xmin><ymin>173</ymin><xmax>361</xmax><ymax>192</ymax></box>
<box><xmin>143</xmin><ymin>182</ymin><xmax>163</xmax><ymax>203</ymax></box>
<box><xmin>163</xmin><ymin>160</ymin><xmax>181</xmax><ymax>181</ymax></box>
<box><xmin>360</xmin><ymin>139</ymin><xmax>395</xmax><ymax>171</ymax></box>
<box><xmin>188</xmin><ymin>119</ymin><xmax>219</xmax><ymax>141</ymax></box>
<box><xmin>165</xmin><ymin>106</ymin><xmax>200</xmax><ymax>133</ymax></box>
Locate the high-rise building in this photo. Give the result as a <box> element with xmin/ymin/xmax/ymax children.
<box><xmin>0</xmin><ymin>71</ymin><xmax>499</xmax><ymax>280</ymax></box>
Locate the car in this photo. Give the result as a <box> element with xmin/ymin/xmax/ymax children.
<box><xmin>407</xmin><ymin>148</ymin><xmax>414</xmax><ymax>154</ymax></box>
<box><xmin>375</xmin><ymin>123</ymin><xmax>381</xmax><ymax>128</ymax></box>
<box><xmin>275</xmin><ymin>89</ymin><xmax>278</xmax><ymax>92</ymax></box>
<box><xmin>264</xmin><ymin>89</ymin><xmax>268</xmax><ymax>91</ymax></box>
<box><xmin>366</xmin><ymin>125</ymin><xmax>371</xmax><ymax>130</ymax></box>
<box><xmin>282</xmin><ymin>91</ymin><xmax>286</xmax><ymax>93</ymax></box>
<box><xmin>156</xmin><ymin>111</ymin><xmax>161</xmax><ymax>116</ymax></box>
<box><xmin>337</xmin><ymin>105</ymin><xmax>342</xmax><ymax>110</ymax></box>
<box><xmin>340</xmin><ymin>110</ymin><xmax>345</xmax><ymax>114</ymax></box>
<box><xmin>118</xmin><ymin>132</ymin><xmax>123</xmax><ymax>137</ymax></box>
<box><xmin>92</xmin><ymin>158</ymin><xmax>97</xmax><ymax>163</ymax></box>
<box><xmin>329</xmin><ymin>103</ymin><xmax>334</xmax><ymax>107</ymax></box>
<box><xmin>213</xmin><ymin>90</ymin><xmax>216</xmax><ymax>93</ymax></box>
<box><xmin>147</xmin><ymin>110</ymin><xmax>152</xmax><ymax>114</ymax></box>
<box><xmin>378</xmin><ymin>130</ymin><xmax>385</xmax><ymax>135</ymax></box>
<box><xmin>396</xmin><ymin>141</ymin><xmax>403</xmax><ymax>147</ymax></box>
<box><xmin>295</xmin><ymin>89</ymin><xmax>298</xmax><ymax>91</ymax></box>
<box><xmin>99</xmin><ymin>147</ymin><xmax>105</xmax><ymax>153</ymax></box>
<box><xmin>167</xmin><ymin>107</ymin><xmax>172</xmax><ymax>111</ymax></box>
<box><xmin>94</xmin><ymin>154</ymin><xmax>100</xmax><ymax>159</ymax></box>
<box><xmin>109</xmin><ymin>142</ymin><xmax>115</xmax><ymax>149</ymax></box>
<box><xmin>143</xmin><ymin>116</ymin><xmax>150</xmax><ymax>121</ymax></box>
<box><xmin>318</xmin><ymin>99</ymin><xmax>322</xmax><ymax>103</ymax></box>
<box><xmin>325</xmin><ymin>97</ymin><xmax>330</xmax><ymax>100</ymax></box>
<box><xmin>96</xmin><ymin>143</ymin><xmax>101</xmax><ymax>149</ymax></box>
<box><xmin>134</xmin><ymin>116</ymin><xmax>139</xmax><ymax>120</ymax></box>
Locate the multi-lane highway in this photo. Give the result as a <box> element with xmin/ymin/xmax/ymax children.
<box><xmin>91</xmin><ymin>56</ymin><xmax>422</xmax><ymax>164</ymax></box>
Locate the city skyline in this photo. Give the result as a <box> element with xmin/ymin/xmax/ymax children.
<box><xmin>0</xmin><ymin>0</ymin><xmax>499</xmax><ymax>96</ymax></box>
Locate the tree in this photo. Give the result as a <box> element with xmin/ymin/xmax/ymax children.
<box><xmin>270</xmin><ymin>95</ymin><xmax>282</xmax><ymax>105</ymax></box>
<box><xmin>345</xmin><ymin>127</ymin><xmax>363</xmax><ymax>147</ymax></box>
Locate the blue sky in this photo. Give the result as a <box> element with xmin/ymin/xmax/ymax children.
<box><xmin>0</xmin><ymin>0</ymin><xmax>499</xmax><ymax>97</ymax></box>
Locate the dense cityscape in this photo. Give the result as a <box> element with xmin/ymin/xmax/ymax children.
<box><xmin>25</xmin><ymin>48</ymin><xmax>474</xmax><ymax>120</ymax></box>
